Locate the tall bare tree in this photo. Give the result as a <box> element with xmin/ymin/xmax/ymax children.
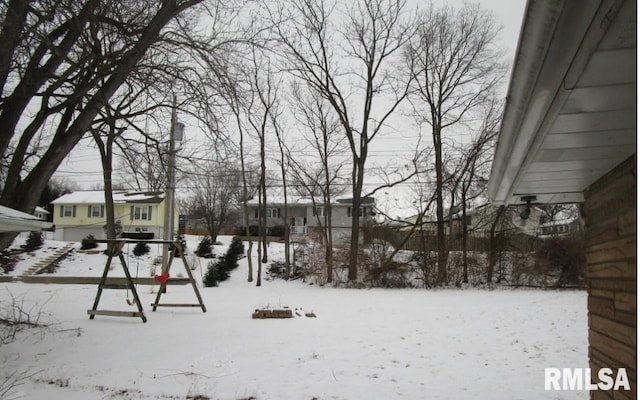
<box><xmin>267</xmin><ymin>0</ymin><xmax>415</xmax><ymax>282</ymax></box>
<box><xmin>0</xmin><ymin>0</ymin><xmax>203</xmax><ymax>249</ymax></box>
<box><xmin>405</xmin><ymin>2</ymin><xmax>506</xmax><ymax>285</ymax></box>
<box><xmin>288</xmin><ymin>83</ymin><xmax>348</xmax><ymax>283</ymax></box>
<box><xmin>445</xmin><ymin>99</ymin><xmax>501</xmax><ymax>283</ymax></box>
<box><xmin>245</xmin><ymin>49</ymin><xmax>281</xmax><ymax>286</ymax></box>
<box><xmin>188</xmin><ymin>161</ymin><xmax>241</xmax><ymax>241</ymax></box>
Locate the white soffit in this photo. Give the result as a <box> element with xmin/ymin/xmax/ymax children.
<box><xmin>488</xmin><ymin>0</ymin><xmax>637</xmax><ymax>206</ymax></box>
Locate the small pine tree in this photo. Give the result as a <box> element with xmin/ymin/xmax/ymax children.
<box><xmin>203</xmin><ymin>259</ymin><xmax>230</xmax><ymax>287</ymax></box>
<box><xmin>197</xmin><ymin>236</ymin><xmax>213</xmax><ymax>257</ymax></box>
<box><xmin>227</xmin><ymin>236</ymin><xmax>245</xmax><ymax>260</ymax></box>
<box><xmin>22</xmin><ymin>231</ymin><xmax>43</xmax><ymax>251</ymax></box>
<box><xmin>202</xmin><ymin>238</ymin><xmax>244</xmax><ymax>287</ymax></box>
<box><xmin>133</xmin><ymin>242</ymin><xmax>150</xmax><ymax>257</ymax></box>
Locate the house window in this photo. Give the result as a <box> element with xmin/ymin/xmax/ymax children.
<box><xmin>314</xmin><ymin>206</ymin><xmax>326</xmax><ymax>217</ymax></box>
<box><xmin>60</xmin><ymin>205</ymin><xmax>76</xmax><ymax>218</ymax></box>
<box><xmin>255</xmin><ymin>208</ymin><xmax>280</xmax><ymax>219</ymax></box>
<box><xmin>88</xmin><ymin>205</ymin><xmax>104</xmax><ymax>218</ymax></box>
<box><xmin>347</xmin><ymin>207</ymin><xmax>366</xmax><ymax>218</ymax></box>
<box><xmin>131</xmin><ymin>205</ymin><xmax>152</xmax><ymax>221</ymax></box>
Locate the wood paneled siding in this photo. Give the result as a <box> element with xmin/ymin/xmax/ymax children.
<box><xmin>584</xmin><ymin>155</ymin><xmax>636</xmax><ymax>400</ymax></box>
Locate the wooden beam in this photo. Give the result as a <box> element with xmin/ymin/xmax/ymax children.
<box><xmin>87</xmin><ymin>310</ymin><xmax>146</xmax><ymax>319</ymax></box>
<box><xmin>18</xmin><ymin>276</ymin><xmax>191</xmax><ymax>285</ymax></box>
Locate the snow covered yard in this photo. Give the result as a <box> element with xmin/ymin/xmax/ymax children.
<box><xmin>0</xmin><ymin>237</ymin><xmax>588</xmax><ymax>400</ymax></box>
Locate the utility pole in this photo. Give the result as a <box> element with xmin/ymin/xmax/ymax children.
<box><xmin>162</xmin><ymin>95</ymin><xmax>184</xmax><ymax>275</ymax></box>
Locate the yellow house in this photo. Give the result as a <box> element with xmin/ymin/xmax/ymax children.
<box><xmin>51</xmin><ymin>190</ymin><xmax>179</xmax><ymax>242</ymax></box>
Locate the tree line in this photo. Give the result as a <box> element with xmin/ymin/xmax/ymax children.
<box><xmin>0</xmin><ymin>0</ymin><xmax>508</xmax><ymax>286</ymax></box>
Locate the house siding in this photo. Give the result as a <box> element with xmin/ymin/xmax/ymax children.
<box><xmin>584</xmin><ymin>155</ymin><xmax>636</xmax><ymax>399</ymax></box>
<box><xmin>53</xmin><ymin>200</ymin><xmax>177</xmax><ymax>241</ymax></box>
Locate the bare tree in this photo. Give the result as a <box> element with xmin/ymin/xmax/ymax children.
<box><xmin>188</xmin><ymin>161</ymin><xmax>241</xmax><ymax>241</ymax></box>
<box><xmin>244</xmin><ymin>49</ymin><xmax>281</xmax><ymax>286</ymax></box>
<box><xmin>0</xmin><ymin>0</ymin><xmax>204</xmax><ymax>249</ymax></box>
<box><xmin>288</xmin><ymin>83</ymin><xmax>348</xmax><ymax>283</ymax></box>
<box><xmin>405</xmin><ymin>2</ymin><xmax>506</xmax><ymax>285</ymax></box>
<box><xmin>117</xmin><ymin>138</ymin><xmax>167</xmax><ymax>192</ymax></box>
<box><xmin>267</xmin><ymin>0</ymin><xmax>415</xmax><ymax>282</ymax></box>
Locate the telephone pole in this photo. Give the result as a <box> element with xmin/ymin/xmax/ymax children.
<box><xmin>162</xmin><ymin>95</ymin><xmax>184</xmax><ymax>274</ymax></box>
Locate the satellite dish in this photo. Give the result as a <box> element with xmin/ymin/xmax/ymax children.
<box><xmin>374</xmin><ymin>213</ymin><xmax>386</xmax><ymax>224</ymax></box>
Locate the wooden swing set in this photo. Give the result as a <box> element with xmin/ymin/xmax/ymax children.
<box><xmin>87</xmin><ymin>239</ymin><xmax>206</xmax><ymax>323</ymax></box>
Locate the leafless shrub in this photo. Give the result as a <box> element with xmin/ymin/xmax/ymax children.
<box><xmin>0</xmin><ymin>369</ymin><xmax>39</xmax><ymax>400</ymax></box>
<box><xmin>0</xmin><ymin>291</ymin><xmax>48</xmax><ymax>347</ymax></box>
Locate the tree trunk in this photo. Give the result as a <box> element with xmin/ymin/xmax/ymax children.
<box><xmin>433</xmin><ymin>125</ymin><xmax>448</xmax><ymax>286</ymax></box>
<box><xmin>461</xmin><ymin>191</ymin><xmax>468</xmax><ymax>284</ymax></box>
<box><xmin>347</xmin><ymin>158</ymin><xmax>365</xmax><ymax>282</ymax></box>
<box><xmin>92</xmin><ymin>123</ymin><xmax>118</xmax><ymax>240</ymax></box>
<box><xmin>487</xmin><ymin>205</ymin><xmax>506</xmax><ymax>283</ymax></box>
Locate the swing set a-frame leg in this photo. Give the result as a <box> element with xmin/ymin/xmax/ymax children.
<box><xmin>151</xmin><ymin>243</ymin><xmax>206</xmax><ymax>312</ymax></box>
<box><xmin>87</xmin><ymin>241</ymin><xmax>147</xmax><ymax>323</ymax></box>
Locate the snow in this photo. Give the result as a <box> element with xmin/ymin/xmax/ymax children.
<box><xmin>0</xmin><ymin>205</ymin><xmax>42</xmax><ymax>221</ymax></box>
<box><xmin>50</xmin><ymin>190</ymin><xmax>165</xmax><ymax>204</ymax></box>
<box><xmin>0</xmin><ymin>236</ymin><xmax>588</xmax><ymax>399</ymax></box>
<box><xmin>0</xmin><ymin>206</ymin><xmax>53</xmax><ymax>232</ymax></box>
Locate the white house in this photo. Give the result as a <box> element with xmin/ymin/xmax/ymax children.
<box><xmin>245</xmin><ymin>193</ymin><xmax>376</xmax><ymax>243</ymax></box>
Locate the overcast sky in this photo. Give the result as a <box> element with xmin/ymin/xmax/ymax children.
<box><xmin>53</xmin><ymin>0</ymin><xmax>528</xmax><ymax>193</ymax></box>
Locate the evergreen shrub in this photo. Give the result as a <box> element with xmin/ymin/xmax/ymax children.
<box><xmin>22</xmin><ymin>231</ymin><xmax>43</xmax><ymax>251</ymax></box>
<box><xmin>197</xmin><ymin>236</ymin><xmax>213</xmax><ymax>257</ymax></box>
<box><xmin>133</xmin><ymin>242</ymin><xmax>150</xmax><ymax>257</ymax></box>
<box><xmin>202</xmin><ymin>237</ymin><xmax>245</xmax><ymax>287</ymax></box>
<box><xmin>80</xmin><ymin>234</ymin><xmax>98</xmax><ymax>250</ymax></box>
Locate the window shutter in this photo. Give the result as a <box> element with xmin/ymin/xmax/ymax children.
<box><xmin>100</xmin><ymin>206</ymin><xmax>105</xmax><ymax>218</ymax></box>
<box><xmin>88</xmin><ymin>206</ymin><xmax>91</xmax><ymax>217</ymax></box>
<box><xmin>130</xmin><ymin>206</ymin><xmax>134</xmax><ymax>220</ymax></box>
<box><xmin>59</xmin><ymin>206</ymin><xmax>63</xmax><ymax>218</ymax></box>
<box><xmin>347</xmin><ymin>207</ymin><xmax>352</xmax><ymax>218</ymax></box>
<box><xmin>148</xmin><ymin>206</ymin><xmax>152</xmax><ymax>220</ymax></box>
<box><xmin>277</xmin><ymin>208</ymin><xmax>281</xmax><ymax>218</ymax></box>
<box><xmin>72</xmin><ymin>205</ymin><xmax>76</xmax><ymax>217</ymax></box>
<box><xmin>254</xmin><ymin>208</ymin><xmax>258</xmax><ymax>218</ymax></box>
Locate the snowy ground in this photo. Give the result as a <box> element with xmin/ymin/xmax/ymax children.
<box><xmin>0</xmin><ymin>236</ymin><xmax>588</xmax><ymax>399</ymax></box>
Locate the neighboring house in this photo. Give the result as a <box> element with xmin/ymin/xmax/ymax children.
<box><xmin>398</xmin><ymin>214</ymin><xmax>437</xmax><ymax>234</ymax></box>
<box><xmin>488</xmin><ymin>1</ymin><xmax>635</xmax><ymax>398</ymax></box>
<box><xmin>51</xmin><ymin>191</ymin><xmax>179</xmax><ymax>242</ymax></box>
<box><xmin>34</xmin><ymin>206</ymin><xmax>50</xmax><ymax>221</ymax></box>
<box><xmin>245</xmin><ymin>194</ymin><xmax>376</xmax><ymax>243</ymax></box>
<box><xmin>537</xmin><ymin>218</ymin><xmax>582</xmax><ymax>238</ymax></box>
<box><xmin>446</xmin><ymin>203</ymin><xmax>543</xmax><ymax>238</ymax></box>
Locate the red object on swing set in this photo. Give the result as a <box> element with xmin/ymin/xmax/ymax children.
<box><xmin>154</xmin><ymin>273</ymin><xmax>170</xmax><ymax>284</ymax></box>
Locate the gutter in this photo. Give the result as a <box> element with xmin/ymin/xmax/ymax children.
<box><xmin>487</xmin><ymin>0</ymin><xmax>605</xmax><ymax>205</ymax></box>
